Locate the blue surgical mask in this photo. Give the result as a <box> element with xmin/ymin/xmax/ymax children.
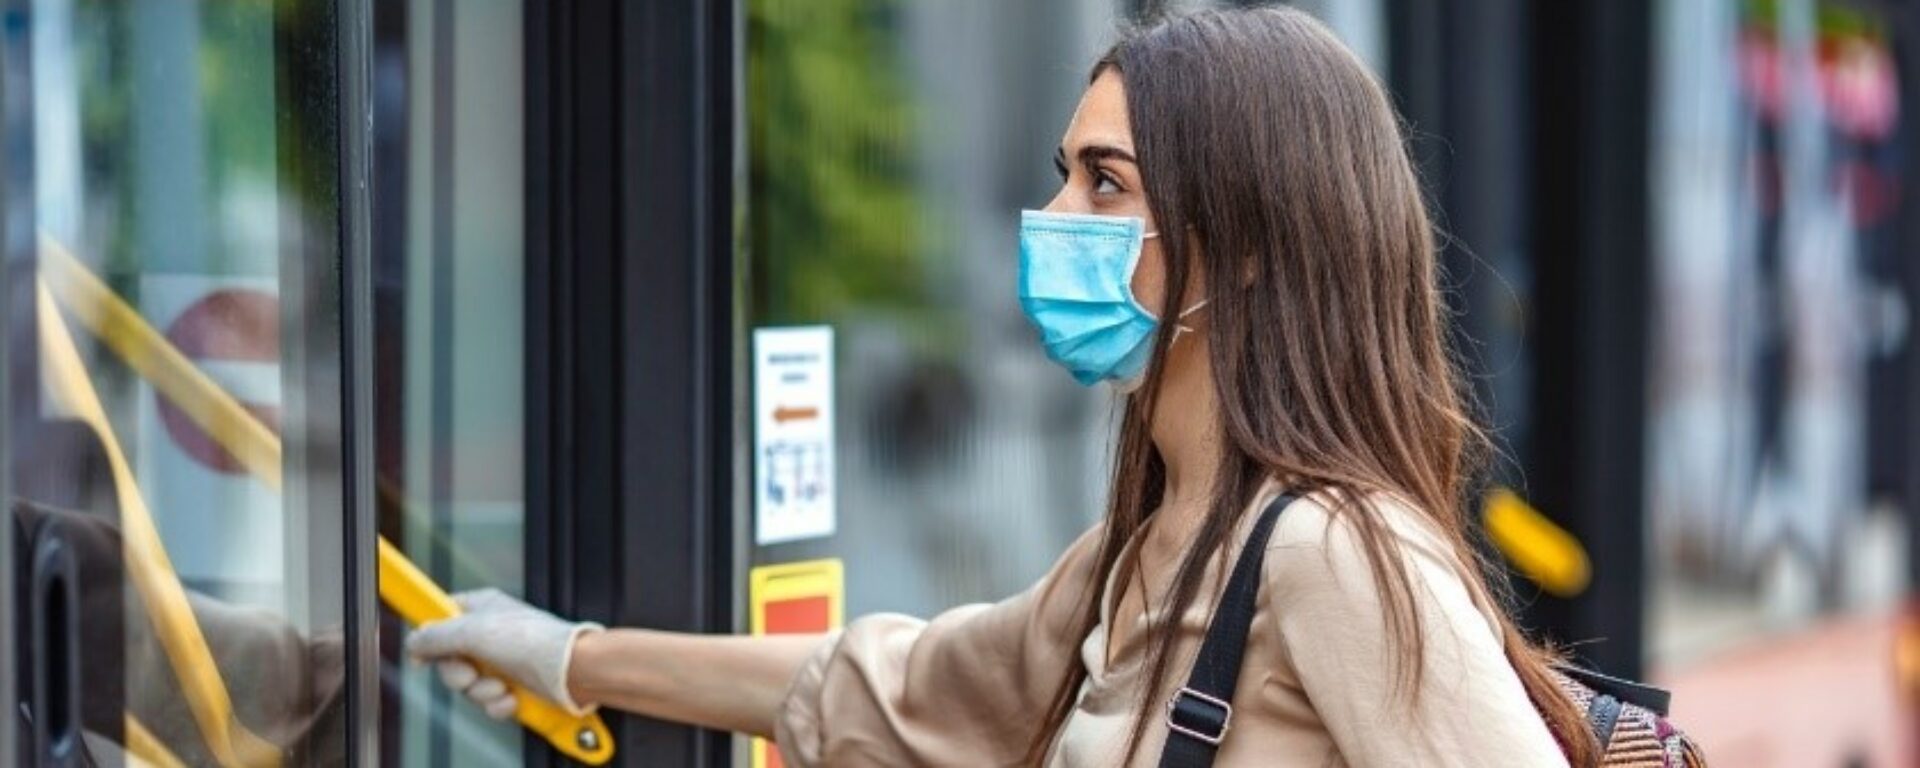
<box><xmin>1017</xmin><ymin>210</ymin><xmax>1206</xmax><ymax>390</ymax></box>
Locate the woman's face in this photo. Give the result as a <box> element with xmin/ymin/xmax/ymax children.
<box><xmin>1043</xmin><ymin>70</ymin><xmax>1181</xmax><ymax>321</ymax></box>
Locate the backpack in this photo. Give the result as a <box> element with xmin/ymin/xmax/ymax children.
<box><xmin>1549</xmin><ymin>665</ymin><xmax>1707</xmax><ymax>766</ymax></box>
<box><xmin>1158</xmin><ymin>494</ymin><xmax>1709</xmax><ymax>767</ymax></box>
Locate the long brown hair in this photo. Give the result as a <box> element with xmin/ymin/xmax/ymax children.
<box><xmin>1024</xmin><ymin>7</ymin><xmax>1598</xmax><ymax>766</ymax></box>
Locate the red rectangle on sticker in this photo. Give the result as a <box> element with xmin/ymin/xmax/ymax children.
<box><xmin>764</xmin><ymin>595</ymin><xmax>830</xmax><ymax>635</ymax></box>
<box><xmin>761</xmin><ymin>596</ymin><xmax>829</xmax><ymax>768</ymax></box>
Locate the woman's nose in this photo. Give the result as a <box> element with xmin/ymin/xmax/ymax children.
<box><xmin>1041</xmin><ymin>187</ymin><xmax>1080</xmax><ymax>215</ymax></box>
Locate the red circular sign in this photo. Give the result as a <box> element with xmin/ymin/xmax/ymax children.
<box><xmin>156</xmin><ymin>288</ymin><xmax>281</xmax><ymax>474</ymax></box>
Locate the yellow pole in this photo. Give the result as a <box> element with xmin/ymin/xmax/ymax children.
<box><xmin>125</xmin><ymin>714</ymin><xmax>190</xmax><ymax>768</ymax></box>
<box><xmin>39</xmin><ymin>236</ymin><xmax>281</xmax><ymax>490</ymax></box>
<box><xmin>39</xmin><ymin>236</ymin><xmax>614</xmax><ymax>764</ymax></box>
<box><xmin>38</xmin><ymin>283</ymin><xmax>283</xmax><ymax>767</ymax></box>
<box><xmin>1483</xmin><ymin>487</ymin><xmax>1592</xmax><ymax>598</ymax></box>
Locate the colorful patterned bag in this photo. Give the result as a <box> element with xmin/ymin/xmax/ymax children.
<box><xmin>1552</xmin><ymin>666</ymin><xmax>1708</xmax><ymax>767</ymax></box>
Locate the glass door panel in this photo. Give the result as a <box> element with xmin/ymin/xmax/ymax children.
<box><xmin>11</xmin><ymin>0</ymin><xmax>356</xmax><ymax>763</ymax></box>
<box><xmin>369</xmin><ymin>0</ymin><xmax>530</xmax><ymax>764</ymax></box>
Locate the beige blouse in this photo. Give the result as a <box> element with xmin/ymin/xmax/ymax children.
<box><xmin>773</xmin><ymin>486</ymin><xmax>1569</xmax><ymax>767</ymax></box>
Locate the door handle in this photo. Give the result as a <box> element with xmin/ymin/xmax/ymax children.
<box><xmin>29</xmin><ymin>531</ymin><xmax>82</xmax><ymax>766</ymax></box>
<box><xmin>379</xmin><ymin>538</ymin><xmax>614</xmax><ymax>764</ymax></box>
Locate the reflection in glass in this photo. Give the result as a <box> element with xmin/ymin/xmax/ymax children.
<box><xmin>371</xmin><ymin>0</ymin><xmax>527</xmax><ymax>765</ymax></box>
<box><xmin>15</xmin><ymin>0</ymin><xmax>350</xmax><ymax>763</ymax></box>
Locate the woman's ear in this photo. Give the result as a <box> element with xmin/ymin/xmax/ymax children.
<box><xmin>1237</xmin><ymin>244</ymin><xmax>1260</xmax><ymax>289</ymax></box>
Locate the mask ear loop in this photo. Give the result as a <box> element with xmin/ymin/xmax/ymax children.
<box><xmin>1141</xmin><ymin>227</ymin><xmax>1207</xmax><ymax>343</ymax></box>
<box><xmin>1171</xmin><ymin>300</ymin><xmax>1209</xmax><ymax>344</ymax></box>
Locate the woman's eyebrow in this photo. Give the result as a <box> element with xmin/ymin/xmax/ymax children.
<box><xmin>1055</xmin><ymin>144</ymin><xmax>1139</xmax><ymax>172</ymax></box>
<box><xmin>1077</xmin><ymin>144</ymin><xmax>1138</xmax><ymax>165</ymax></box>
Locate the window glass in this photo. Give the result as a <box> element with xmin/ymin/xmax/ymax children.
<box><xmin>16</xmin><ymin>0</ymin><xmax>350</xmax><ymax>762</ymax></box>
<box><xmin>744</xmin><ymin>0</ymin><xmax>1123</xmax><ymax>620</ymax></box>
<box><xmin>372</xmin><ymin>0</ymin><xmax>527</xmax><ymax>765</ymax></box>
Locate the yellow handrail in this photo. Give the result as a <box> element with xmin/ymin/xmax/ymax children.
<box><xmin>1483</xmin><ymin>487</ymin><xmax>1592</xmax><ymax>598</ymax></box>
<box><xmin>38</xmin><ymin>282</ymin><xmax>284</xmax><ymax>767</ymax></box>
<box><xmin>125</xmin><ymin>714</ymin><xmax>190</xmax><ymax>768</ymax></box>
<box><xmin>38</xmin><ymin>235</ymin><xmax>615</xmax><ymax>764</ymax></box>
<box><xmin>39</xmin><ymin>237</ymin><xmax>283</xmax><ymax>489</ymax></box>
<box><xmin>377</xmin><ymin>537</ymin><xmax>614</xmax><ymax>763</ymax></box>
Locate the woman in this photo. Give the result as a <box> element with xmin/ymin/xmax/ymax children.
<box><xmin>408</xmin><ymin>7</ymin><xmax>1595</xmax><ymax>766</ymax></box>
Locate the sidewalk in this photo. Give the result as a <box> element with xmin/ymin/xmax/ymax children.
<box><xmin>1656</xmin><ymin>609</ymin><xmax>1914</xmax><ymax>767</ymax></box>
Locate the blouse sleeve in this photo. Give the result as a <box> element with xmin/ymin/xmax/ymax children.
<box><xmin>1263</xmin><ymin>495</ymin><xmax>1570</xmax><ymax>768</ymax></box>
<box><xmin>773</xmin><ymin>526</ymin><xmax>1107</xmax><ymax>767</ymax></box>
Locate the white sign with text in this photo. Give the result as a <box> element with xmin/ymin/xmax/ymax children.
<box><xmin>753</xmin><ymin>326</ymin><xmax>836</xmax><ymax>545</ymax></box>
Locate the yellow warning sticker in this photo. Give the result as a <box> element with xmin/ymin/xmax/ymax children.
<box><xmin>749</xmin><ymin>559</ymin><xmax>845</xmax><ymax>768</ymax></box>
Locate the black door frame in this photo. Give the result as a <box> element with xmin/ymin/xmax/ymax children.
<box><xmin>525</xmin><ymin>0</ymin><xmax>741</xmax><ymax>765</ymax></box>
<box><xmin>336</xmin><ymin>0</ymin><xmax>380</xmax><ymax>760</ymax></box>
<box><xmin>1387</xmin><ymin>0</ymin><xmax>1652</xmax><ymax>677</ymax></box>
<box><xmin>0</xmin><ymin>0</ymin><xmax>32</xmax><ymax>753</ymax></box>
<box><xmin>1900</xmin><ymin>1</ymin><xmax>1920</xmax><ymax>595</ymax></box>
<box><xmin>1867</xmin><ymin>0</ymin><xmax>1920</xmax><ymax>547</ymax></box>
<box><xmin>1519</xmin><ymin>0</ymin><xmax>1654</xmax><ymax>678</ymax></box>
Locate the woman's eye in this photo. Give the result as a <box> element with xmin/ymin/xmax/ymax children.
<box><xmin>1093</xmin><ymin>172</ymin><xmax>1122</xmax><ymax>195</ymax></box>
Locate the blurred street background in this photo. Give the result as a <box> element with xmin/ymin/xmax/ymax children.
<box><xmin>741</xmin><ymin>1</ymin><xmax>1920</xmax><ymax>764</ymax></box>
<box><xmin>9</xmin><ymin>0</ymin><xmax>1920</xmax><ymax>765</ymax></box>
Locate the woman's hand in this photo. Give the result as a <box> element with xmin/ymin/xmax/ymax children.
<box><xmin>407</xmin><ymin>587</ymin><xmax>828</xmax><ymax>738</ymax></box>
<box><xmin>404</xmin><ymin>588</ymin><xmax>604</xmax><ymax>719</ymax></box>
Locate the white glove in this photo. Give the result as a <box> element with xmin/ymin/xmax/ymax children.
<box><xmin>404</xmin><ymin>588</ymin><xmax>604</xmax><ymax>720</ymax></box>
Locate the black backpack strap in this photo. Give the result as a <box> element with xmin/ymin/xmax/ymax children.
<box><xmin>1585</xmin><ymin>693</ymin><xmax>1623</xmax><ymax>751</ymax></box>
<box><xmin>1557</xmin><ymin>664</ymin><xmax>1673</xmax><ymax>717</ymax></box>
<box><xmin>1158</xmin><ymin>493</ymin><xmax>1298</xmax><ymax>768</ymax></box>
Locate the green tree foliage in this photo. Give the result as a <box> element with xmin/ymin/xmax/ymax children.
<box><xmin>72</xmin><ymin>0</ymin><xmax>282</xmax><ymax>275</ymax></box>
<box><xmin>748</xmin><ymin>0</ymin><xmax>926</xmax><ymax>325</ymax></box>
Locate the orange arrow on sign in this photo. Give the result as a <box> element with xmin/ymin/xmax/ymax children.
<box><xmin>773</xmin><ymin>405</ymin><xmax>819</xmax><ymax>424</ymax></box>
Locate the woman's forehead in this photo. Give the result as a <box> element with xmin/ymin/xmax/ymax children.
<box><xmin>1061</xmin><ymin>70</ymin><xmax>1134</xmax><ymax>155</ymax></box>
